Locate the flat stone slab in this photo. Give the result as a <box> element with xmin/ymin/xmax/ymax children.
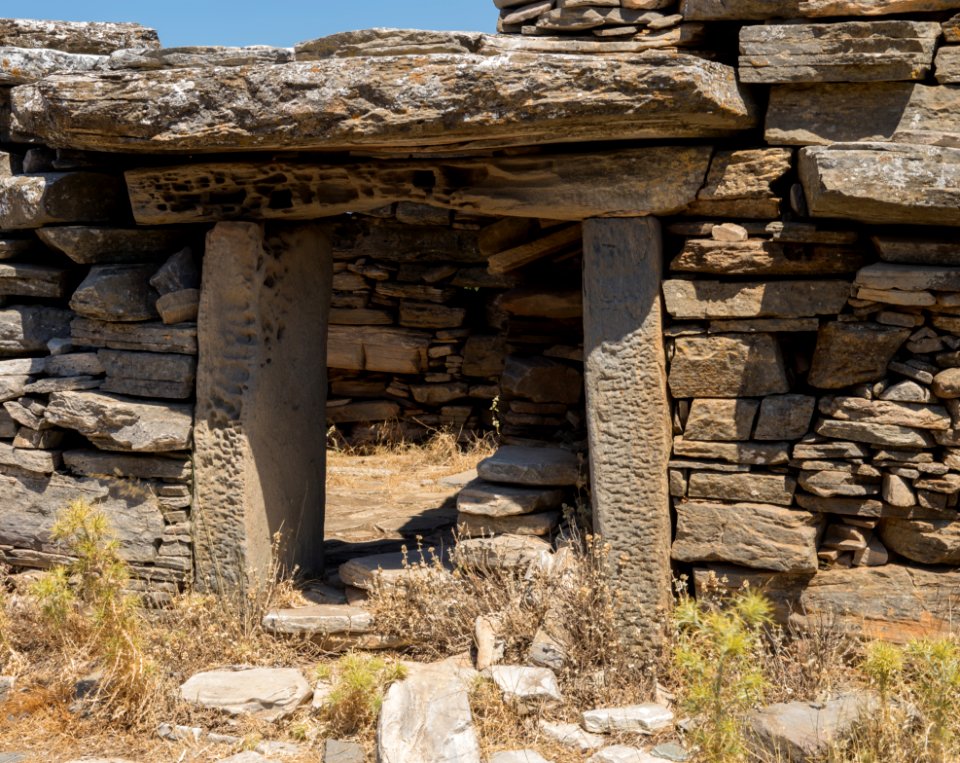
<box><xmin>377</xmin><ymin>658</ymin><xmax>481</xmax><ymax>763</ymax></box>
<box><xmin>262</xmin><ymin>604</ymin><xmax>374</xmax><ymax>636</ymax></box>
<box><xmin>477</xmin><ymin>446</ymin><xmax>580</xmax><ymax>487</ymax></box>
<box><xmin>582</xmin><ymin>704</ymin><xmax>674</xmax><ymax>734</ymax></box>
<box><xmin>673</xmin><ymin>501</ymin><xmax>823</xmax><ymax>573</ymax></box>
<box><xmin>538</xmin><ymin>720</ymin><xmax>604</xmax><ymax>752</ymax></box>
<box><xmin>751</xmin><ymin>693</ymin><xmax>876</xmax><ymax>763</ymax></box>
<box><xmin>669</xmin><ymin>334</ymin><xmax>789</xmax><ymax>398</ymax></box>
<box><xmin>71</xmin><ymin>318</ymin><xmax>197</xmax><ymax>354</ymax></box>
<box><xmin>44</xmin><ymin>390</ymin><xmax>193</xmax><ymax>452</ymax></box>
<box><xmin>10</xmin><ymin>43</ymin><xmax>756</xmax><ymax>153</ymax></box>
<box><xmin>0</xmin><ymin>47</ymin><xmax>105</xmax><ymax>85</ymax></box>
<box><xmin>106</xmin><ymin>45</ymin><xmax>294</xmax><ymax>70</ymax></box>
<box><xmin>799</xmin><ymin>142</ymin><xmax>960</xmax><ymax>226</ymax></box>
<box><xmin>338</xmin><ymin>548</ymin><xmax>451</xmax><ymax>591</ymax></box>
<box><xmin>37</xmin><ymin>226</ymin><xmax>187</xmax><ymax>264</ymax></box>
<box><xmin>808</xmin><ymin>321</ymin><xmax>909</xmax><ymax>389</ymax></box>
<box><xmin>454</xmin><ymin>535</ymin><xmax>553</xmax><ymax>573</ymax></box>
<box><xmin>683</xmin><ymin>0</ymin><xmax>960</xmax><ymax>18</ymax></box>
<box><xmin>0</xmin><ymin>18</ymin><xmax>159</xmax><ymax>54</ymax></box>
<box><xmin>458</xmin><ymin>510</ymin><xmax>560</xmax><ymax>537</ymax></box>
<box><xmin>69</xmin><ymin>265</ymin><xmax>160</xmax><ymax>322</ymax></box>
<box><xmin>179</xmin><ymin>667</ymin><xmax>311</xmax><ymax>721</ymax></box>
<box><xmin>739</xmin><ymin>21</ymin><xmax>940</xmax><ymax>83</ymax></box>
<box><xmin>0</xmin><ymin>173</ymin><xmax>126</xmax><ymax>229</ymax></box>
<box><xmin>457</xmin><ymin>479</ymin><xmax>565</xmax><ymax>517</ymax></box>
<box><xmin>662</xmin><ymin>280</ymin><xmax>850</xmax><ymax>320</ymax></box>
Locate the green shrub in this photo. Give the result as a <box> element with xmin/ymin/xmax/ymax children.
<box><xmin>316</xmin><ymin>652</ymin><xmax>408</xmax><ymax>736</ymax></box>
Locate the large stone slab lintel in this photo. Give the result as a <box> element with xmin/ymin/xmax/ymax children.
<box><xmin>193</xmin><ymin>222</ymin><xmax>330</xmax><ymax>592</ymax></box>
<box><xmin>583</xmin><ymin>217</ymin><xmax>672</xmax><ymax>652</ymax></box>
<box><xmin>9</xmin><ymin>49</ymin><xmax>756</xmax><ymax>153</ymax></box>
<box><xmin>124</xmin><ymin>148</ymin><xmax>713</xmax><ymax>224</ymax></box>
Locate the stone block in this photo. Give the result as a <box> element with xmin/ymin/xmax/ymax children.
<box><xmin>398</xmin><ymin>302</ymin><xmax>466</xmax><ymax>329</ymax></box>
<box><xmin>0</xmin><ymin>18</ymin><xmax>160</xmax><ymax>55</ymax></box>
<box><xmin>673</xmin><ymin>501</ymin><xmax>823</xmax><ymax>572</ymax></box>
<box><xmin>0</xmin><ymin>47</ymin><xmax>105</xmax><ymax>85</ymax></box>
<box><xmin>0</xmin><ymin>173</ymin><xmax>126</xmax><ymax>229</ymax></box>
<box><xmin>70</xmin><ymin>265</ymin><xmax>161</xmax><ymax>322</ymax></box>
<box><xmin>687</xmin><ymin>472</ymin><xmax>797</xmax><ymax>506</ymax></box>
<box><xmin>462</xmin><ymin>335</ymin><xmax>506</xmax><ymax>378</ymax></box>
<box><xmin>684</xmin><ymin>148</ymin><xmax>791</xmax><ymax>218</ymax></box>
<box><xmin>739</xmin><ymin>21</ymin><xmax>940</xmax><ymax>83</ymax></box>
<box><xmin>816</xmin><ymin>419</ymin><xmax>935</xmax><ymax>448</ymax></box>
<box><xmin>754</xmin><ymin>395</ymin><xmax>816</xmax><ymax>441</ymax></box>
<box><xmin>98</xmin><ymin>350</ymin><xmax>196</xmax><ymax>400</ymax></box>
<box><xmin>673</xmin><ymin>437</ymin><xmax>791</xmax><ymax>465</ymax></box>
<box><xmin>156</xmin><ymin>289</ymin><xmax>200</xmax><ymax>325</ymax></box>
<box><xmin>684</xmin><ymin>398</ymin><xmax>759</xmax><ymax>441</ymax></box>
<box><xmin>477</xmin><ymin>446</ymin><xmax>580</xmax><ymax>486</ymax></box>
<box><xmin>935</xmin><ymin>45</ymin><xmax>960</xmax><ymax>84</ymax></box>
<box><xmin>662</xmin><ymin>280</ymin><xmax>849</xmax><ymax>320</ymax></box>
<box><xmin>501</xmin><ymin>356</ymin><xmax>582</xmax><ymax>405</ymax></box>
<box><xmin>581</xmin><ymin>704</ymin><xmax>674</xmax><ymax>734</ymax></box>
<box><xmin>457</xmin><ymin>510</ymin><xmax>560</xmax><ymax>536</ymax></box>
<box><xmin>808</xmin><ymin>322</ymin><xmax>909</xmax><ymax>389</ymax></box>
<box><xmin>669</xmin><ymin>334</ymin><xmax>789</xmax><ymax>398</ymax></box>
<box><xmin>457</xmin><ymin>480</ymin><xmax>565</xmax><ymax>517</ymax></box>
<box><xmin>683</xmin><ymin>0</ymin><xmax>960</xmax><ymax>19</ymax></box>
<box><xmin>328</xmin><ymin>325</ymin><xmax>430</xmax><ymax>374</ymax></box>
<box><xmin>37</xmin><ymin>226</ymin><xmax>187</xmax><ymax>265</ymax></box>
<box><xmin>71</xmin><ymin>318</ymin><xmax>197</xmax><ymax>354</ymax></box>
<box><xmin>62</xmin><ymin>449</ymin><xmax>191</xmax><ymax>481</ymax></box>
<box><xmin>880</xmin><ymin>518</ymin><xmax>960</xmax><ymax>565</ymax></box>
<box><xmin>671</xmin><ymin>239</ymin><xmax>864</xmax><ymax>276</ymax></box>
<box><xmin>818</xmin><ymin>396</ymin><xmax>950</xmax><ymax>430</ymax></box>
<box><xmin>0</xmin><ymin>263</ymin><xmax>68</xmax><ymax>299</ymax></box>
<box><xmin>0</xmin><ymin>306</ymin><xmax>71</xmax><ymax>353</ymax></box>
<box><xmin>179</xmin><ymin>667</ymin><xmax>311</xmax><ymax>721</ymax></box>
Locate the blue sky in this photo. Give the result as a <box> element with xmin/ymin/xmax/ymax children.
<box><xmin>2</xmin><ymin>1</ymin><xmax>497</xmax><ymax>48</ymax></box>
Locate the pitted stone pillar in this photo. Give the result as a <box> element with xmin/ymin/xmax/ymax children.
<box><xmin>582</xmin><ymin>217</ymin><xmax>672</xmax><ymax>652</ymax></box>
<box><xmin>193</xmin><ymin>222</ymin><xmax>331</xmax><ymax>592</ymax></box>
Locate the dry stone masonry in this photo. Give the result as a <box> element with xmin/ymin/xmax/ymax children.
<box><xmin>0</xmin><ymin>0</ymin><xmax>959</xmax><ymax>646</ymax></box>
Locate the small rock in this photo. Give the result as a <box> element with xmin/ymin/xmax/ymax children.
<box><xmin>0</xmin><ymin>675</ymin><xmax>13</xmax><ymax>702</ymax></box>
<box><xmin>338</xmin><ymin>548</ymin><xmax>450</xmax><ymax>591</ymax></box>
<box><xmin>650</xmin><ymin>743</ymin><xmax>691</xmax><ymax>762</ymax></box>
<box><xmin>485</xmin><ymin>665</ymin><xmax>562</xmax><ymax>708</ymax></box>
<box><xmin>179</xmin><ymin>667</ymin><xmax>312</xmax><ymax>721</ymax></box>
<box><xmin>262</xmin><ymin>604</ymin><xmax>373</xmax><ymax>636</ymax></box>
<box><xmin>588</xmin><ymin>747</ymin><xmax>660</xmax><ymax>763</ymax></box>
<box><xmin>454</xmin><ymin>535</ymin><xmax>553</xmax><ymax>574</ymax></box>
<box><xmin>538</xmin><ymin>720</ymin><xmax>604</xmax><ymax>752</ymax></box>
<box><xmin>528</xmin><ymin>627</ymin><xmax>568</xmax><ymax>670</ymax></box>
<box><xmin>933</xmin><ymin>368</ymin><xmax>960</xmax><ymax>399</ymax></box>
<box><xmin>711</xmin><ymin>222</ymin><xmax>748</xmax><ymax>242</ymax></box>
<box><xmin>474</xmin><ymin>615</ymin><xmax>504</xmax><ymax>672</ymax></box>
<box><xmin>323</xmin><ymin>739</ymin><xmax>365</xmax><ymax>763</ymax></box>
<box><xmin>582</xmin><ymin>704</ymin><xmax>675</xmax><ymax>734</ymax></box>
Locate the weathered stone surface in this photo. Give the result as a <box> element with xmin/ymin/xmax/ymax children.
<box><xmin>71</xmin><ymin>318</ymin><xmax>197</xmax><ymax>354</ymax></box>
<box><xmin>107</xmin><ymin>45</ymin><xmax>293</xmax><ymax>71</ymax></box>
<box><xmin>662</xmin><ymin>280</ymin><xmax>849</xmax><ymax>320</ymax></box>
<box><xmin>582</xmin><ymin>220</ymin><xmax>673</xmax><ymax>652</ymax></box>
<box><xmin>0</xmin><ymin>47</ymin><xmax>105</xmax><ymax>85</ymax></box>
<box><xmin>699</xmin><ymin>564</ymin><xmax>960</xmax><ymax>641</ymax></box>
<box><xmin>262</xmin><ymin>604</ymin><xmax>373</xmax><ymax>636</ymax></box>
<box><xmin>936</xmin><ymin>46</ymin><xmax>960</xmax><ymax>84</ymax></box>
<box><xmin>673</xmin><ymin>501</ymin><xmax>823</xmax><ymax>572</ymax></box>
<box><xmin>328</xmin><ymin>326</ymin><xmax>429</xmax><ymax>374</ymax></box>
<box><xmin>457</xmin><ymin>480</ymin><xmax>564</xmax><ymax>517</ymax></box>
<box><xmin>880</xmin><ymin>381</ymin><xmax>933</xmax><ymax>403</ymax></box>
<box><xmin>685</xmin><ymin>148</ymin><xmax>791</xmax><ymax>219</ymax></box>
<box><xmin>156</xmin><ymin>289</ymin><xmax>200</xmax><ymax>325</ymax></box>
<box><xmin>857</xmin><ymin>262</ymin><xmax>960</xmax><ymax>292</ymax></box>
<box><xmin>688</xmin><ymin>472</ymin><xmax>797</xmax><ymax>506</ymax></box>
<box><xmin>0</xmin><ymin>470</ymin><xmax>164</xmax><ymax>563</ymax></box>
<box><xmin>193</xmin><ymin>223</ymin><xmax>328</xmax><ymax>591</ymax></box>
<box><xmin>755</xmin><ymin>395</ymin><xmax>816</xmax><ymax>441</ymax></box>
<box><xmin>477</xmin><ymin>446</ymin><xmax>580</xmax><ymax>487</ymax></box>
<box><xmin>933</xmin><ymin>368</ymin><xmax>960</xmax><ymax>398</ymax></box>
<box><xmin>377</xmin><ymin>658</ymin><xmax>480</xmax><ymax>763</ymax></box>
<box><xmin>582</xmin><ymin>704</ymin><xmax>674</xmax><ymax>734</ymax></box>
<box><xmin>880</xmin><ymin>518</ymin><xmax>960</xmax><ymax>565</ymax></box>
<box><xmin>669</xmin><ymin>334</ymin><xmax>789</xmax><ymax>398</ymax></box>
<box><xmin>326</xmin><ymin>401</ymin><xmax>400</xmax><ymax>424</ymax></box>
<box><xmin>684</xmin><ymin>398</ymin><xmax>759</xmax><ymax>441</ymax></box>
<box><xmin>44</xmin><ymin>390</ymin><xmax>192</xmax><ymax>452</ymax></box>
<box><xmin>708</xmin><ymin>318</ymin><xmax>820</xmax><ymax>334</ymax></box>
<box><xmin>819</xmin><ymin>396</ymin><xmax>950</xmax><ymax>430</ymax></box>
<box><xmin>739</xmin><ymin>22</ymin><xmax>940</xmax><ymax>84</ymax></box>
<box><xmin>0</xmin><ymin>263</ymin><xmax>67</xmax><ymax>298</ymax></box>
<box><xmin>799</xmin><ymin>470</ymin><xmax>880</xmax><ymax>498</ymax></box>
<box><xmin>0</xmin><ymin>441</ymin><xmax>60</xmax><ymax>473</ymax></box>
<box><xmin>126</xmin><ymin>148</ymin><xmax>711</xmax><ymax>224</ymax></box>
<box><xmin>673</xmin><ymin>438</ymin><xmax>791</xmax><ymax>465</ymax></box>
<box><xmin>501</xmin><ymin>357</ymin><xmax>581</xmax><ymax>405</ymax></box>
<box><xmin>815</xmin><ymin>419</ymin><xmax>935</xmax><ymax>448</ymax></box>
<box><xmin>150</xmin><ymin>247</ymin><xmax>199</xmax><ymax>295</ymax></box>
<box><xmin>62</xmin><ymin>449</ymin><xmax>190</xmax><ymax>481</ymax></box>
<box><xmin>179</xmin><ymin>668</ymin><xmax>311</xmax><ymax>721</ymax></box>
<box><xmin>799</xmin><ymin>143</ymin><xmax>960</xmax><ymax>226</ymax></box>
<box><xmin>671</xmin><ymin>239</ymin><xmax>864</xmax><ymax>276</ymax></box>
<box><xmin>398</xmin><ymin>303</ymin><xmax>466</xmax><ymax>329</ymax></box>
<box><xmin>0</xmin><ymin>306</ymin><xmax>70</xmax><ymax>354</ymax></box>
<box><xmin>873</xmin><ymin>235</ymin><xmax>960</xmax><ymax>266</ymax></box>
<box><xmin>324</xmin><ymin>739</ymin><xmax>365</xmax><ymax>763</ymax></box>
<box><xmin>98</xmin><ymin>350</ymin><xmax>196</xmax><ymax>400</ymax></box>
<box><xmin>682</xmin><ymin>0</ymin><xmax>960</xmax><ymax>19</ymax></box>
<box><xmin>37</xmin><ymin>226</ymin><xmax>186</xmax><ymax>265</ymax></box>
<box><xmin>0</xmin><ymin>173</ymin><xmax>125</xmax><ymax>229</ymax></box>
<box><xmin>808</xmin><ymin>322</ymin><xmax>909</xmax><ymax>389</ymax></box>
<box><xmin>766</xmin><ymin>83</ymin><xmax>960</xmax><ymax>147</ymax></box>
<box><xmin>458</xmin><ymin>510</ymin><xmax>560</xmax><ymax>537</ymax></box>
<box><xmin>11</xmin><ymin>47</ymin><xmax>756</xmax><ymax>154</ymax></box>
<box><xmin>0</xmin><ymin>18</ymin><xmax>159</xmax><ymax>54</ymax></box>
<box><xmin>539</xmin><ymin>721</ymin><xmax>604</xmax><ymax>752</ymax></box>
<box><xmin>338</xmin><ymin>548</ymin><xmax>450</xmax><ymax>591</ymax></box>
<box><xmin>750</xmin><ymin>694</ymin><xmax>877</xmax><ymax>763</ymax></box>
<box><xmin>462</xmin><ymin>335</ymin><xmax>506</xmax><ymax>378</ymax></box>
<box><xmin>70</xmin><ymin>265</ymin><xmax>160</xmax><ymax>322</ymax></box>
<box><xmin>454</xmin><ymin>535</ymin><xmax>553</xmax><ymax>573</ymax></box>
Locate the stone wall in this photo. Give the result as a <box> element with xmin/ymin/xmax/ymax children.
<box><xmin>0</xmin><ymin>147</ymin><xmax>199</xmax><ymax>601</ymax></box>
<box><xmin>326</xmin><ymin>208</ymin><xmax>585</xmax><ymax>449</ymax></box>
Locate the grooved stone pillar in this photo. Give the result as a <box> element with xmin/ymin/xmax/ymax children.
<box><xmin>193</xmin><ymin>222</ymin><xmax>331</xmax><ymax>592</ymax></box>
<box><xmin>582</xmin><ymin>217</ymin><xmax>672</xmax><ymax>652</ymax></box>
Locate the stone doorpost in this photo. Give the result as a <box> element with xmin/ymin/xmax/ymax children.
<box><xmin>582</xmin><ymin>217</ymin><xmax>673</xmax><ymax>652</ymax></box>
<box><xmin>193</xmin><ymin>222</ymin><xmax>332</xmax><ymax>592</ymax></box>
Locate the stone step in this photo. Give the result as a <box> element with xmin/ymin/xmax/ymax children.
<box><xmin>338</xmin><ymin>547</ymin><xmax>451</xmax><ymax>591</ymax></box>
<box><xmin>476</xmin><ymin>445</ymin><xmax>580</xmax><ymax>487</ymax></box>
<box><xmin>457</xmin><ymin>478</ymin><xmax>566</xmax><ymax>517</ymax></box>
<box><xmin>262</xmin><ymin>604</ymin><xmax>374</xmax><ymax>636</ymax></box>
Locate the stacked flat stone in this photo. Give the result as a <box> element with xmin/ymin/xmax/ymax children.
<box><xmin>454</xmin><ymin>445</ymin><xmax>580</xmax><ymax>565</ymax></box>
<box><xmin>493</xmin><ymin>0</ymin><xmax>697</xmax><ymax>48</ymax></box>
<box><xmin>326</xmin><ymin>208</ymin><xmax>585</xmax><ymax>448</ymax></box>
